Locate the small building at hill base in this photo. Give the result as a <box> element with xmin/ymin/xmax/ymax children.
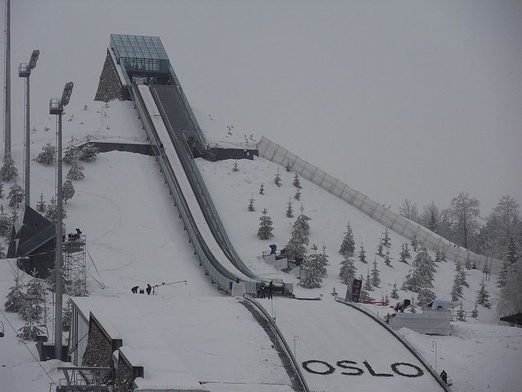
<box><xmin>7</xmin><ymin>205</ymin><xmax>56</xmax><ymax>278</ymax></box>
<box><xmin>388</xmin><ymin>310</ymin><xmax>452</xmax><ymax>336</ymax></box>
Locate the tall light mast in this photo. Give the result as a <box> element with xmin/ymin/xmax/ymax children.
<box><xmin>50</xmin><ymin>82</ymin><xmax>73</xmax><ymax>361</ymax></box>
<box><xmin>3</xmin><ymin>0</ymin><xmax>11</xmax><ymax>157</ymax></box>
<box><xmin>19</xmin><ymin>50</ymin><xmax>39</xmax><ymax>207</ymax></box>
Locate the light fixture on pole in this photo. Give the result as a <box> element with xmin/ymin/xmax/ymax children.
<box><xmin>49</xmin><ymin>81</ymin><xmax>73</xmax><ymax>361</ymax></box>
<box><xmin>18</xmin><ymin>49</ymin><xmax>39</xmax><ymax>207</ymax></box>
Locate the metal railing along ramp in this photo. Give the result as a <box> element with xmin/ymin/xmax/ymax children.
<box><xmin>135</xmin><ymin>84</ymin><xmax>256</xmax><ymax>293</ymax></box>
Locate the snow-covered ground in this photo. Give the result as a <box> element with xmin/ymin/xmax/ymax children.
<box><xmin>1</xmin><ymin>2</ymin><xmax>521</xmax><ymax>391</ymax></box>
<box><xmin>1</xmin><ymin>96</ymin><xmax>521</xmax><ymax>391</ymax></box>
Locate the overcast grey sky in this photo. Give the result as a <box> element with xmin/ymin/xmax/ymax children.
<box><xmin>3</xmin><ymin>0</ymin><xmax>521</xmax><ymax>215</ymax></box>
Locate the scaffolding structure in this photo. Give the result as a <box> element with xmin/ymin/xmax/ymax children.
<box><xmin>63</xmin><ymin>234</ymin><xmax>87</xmax><ymax>296</ymax></box>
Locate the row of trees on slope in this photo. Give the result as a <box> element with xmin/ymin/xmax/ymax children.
<box><xmin>399</xmin><ymin>193</ymin><xmax>521</xmax><ymax>263</ymax></box>
<box><xmin>240</xmin><ymin>161</ymin><xmax>520</xmax><ymax>316</ymax></box>
<box><xmin>0</xmin><ymin>142</ymin><xmax>99</xmax><ymax>232</ymax></box>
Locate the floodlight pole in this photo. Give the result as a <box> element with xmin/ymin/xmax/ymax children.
<box><xmin>19</xmin><ymin>50</ymin><xmax>39</xmax><ymax>207</ymax></box>
<box><xmin>50</xmin><ymin>82</ymin><xmax>73</xmax><ymax>361</ymax></box>
<box><xmin>3</xmin><ymin>0</ymin><xmax>11</xmax><ymax>157</ymax></box>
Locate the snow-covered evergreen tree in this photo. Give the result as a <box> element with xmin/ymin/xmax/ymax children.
<box><xmin>434</xmin><ymin>248</ymin><xmax>442</xmax><ymax>263</ymax></box>
<box><xmin>498</xmin><ymin>260</ymin><xmax>522</xmax><ymax>316</ymax></box>
<box><xmin>44</xmin><ymin>196</ymin><xmax>67</xmax><ymax>224</ymax></box>
<box><xmin>0</xmin><ymin>205</ymin><xmax>13</xmax><ymax>236</ymax></box>
<box><xmin>0</xmin><ymin>181</ymin><xmax>3</xmax><ymax>198</ymax></box>
<box><xmin>299</xmin><ymin>254</ymin><xmax>323</xmax><ymax>288</ymax></box>
<box><xmin>63</xmin><ymin>145</ymin><xmax>81</xmax><ymax>165</ymax></box>
<box><xmin>8</xmin><ymin>183</ymin><xmax>24</xmax><ymax>208</ymax></box>
<box><xmin>4</xmin><ymin>274</ymin><xmax>25</xmax><ymax>313</ymax></box>
<box><xmin>294</xmin><ymin>188</ymin><xmax>301</xmax><ymax>201</ymax></box>
<box><xmin>285</xmin><ymin>210</ymin><xmax>311</xmax><ymax>262</ymax></box>
<box><xmin>470</xmin><ymin>303</ymin><xmax>479</xmax><ymax>318</ymax></box>
<box><xmin>308</xmin><ymin>244</ymin><xmax>327</xmax><ymax>277</ymax></box>
<box><xmin>0</xmin><ymin>153</ymin><xmax>18</xmax><ymax>181</ymax></box>
<box><xmin>360</xmin><ymin>289</ymin><xmax>373</xmax><ymax>303</ymax></box>
<box><xmin>481</xmin><ymin>259</ymin><xmax>490</xmax><ymax>277</ymax></box>
<box><xmin>363</xmin><ymin>268</ymin><xmax>373</xmax><ymax>291</ymax></box>
<box><xmin>62</xmin><ymin>180</ymin><xmax>75</xmax><ymax>204</ymax></box>
<box><xmin>318</xmin><ymin>244</ymin><xmax>329</xmax><ymax>277</ymax></box>
<box><xmin>506</xmin><ymin>236</ymin><xmax>518</xmax><ymax>264</ymax></box>
<box><xmin>36</xmin><ymin>193</ymin><xmax>46</xmax><ymax>213</ymax></box>
<box><xmin>417</xmin><ymin>288</ymin><xmax>436</xmax><ymax>308</ymax></box>
<box><xmin>434</xmin><ymin>248</ymin><xmax>448</xmax><ymax>263</ymax></box>
<box><xmin>451</xmin><ymin>261</ymin><xmax>465</xmax><ymax>302</ymax></box>
<box><xmin>286</xmin><ymin>198</ymin><xmax>293</xmax><ymax>218</ymax></box>
<box><xmin>384</xmin><ymin>248</ymin><xmax>392</xmax><ymax>267</ymax></box>
<box><xmin>248</xmin><ymin>194</ymin><xmax>255</xmax><ymax>212</ymax></box>
<box><xmin>35</xmin><ymin>143</ymin><xmax>56</xmax><ymax>166</ymax></box>
<box><xmin>274</xmin><ymin>169</ymin><xmax>282</xmax><ymax>187</ymax></box>
<box><xmin>476</xmin><ymin>278</ymin><xmax>491</xmax><ymax>308</ymax></box>
<box><xmin>382</xmin><ymin>229</ymin><xmax>391</xmax><ymax>248</ymax></box>
<box><xmin>399</xmin><ymin>243</ymin><xmax>411</xmax><ymax>264</ymax></box>
<box><xmin>497</xmin><ymin>259</ymin><xmax>510</xmax><ymax>288</ymax></box>
<box><xmin>411</xmin><ymin>235</ymin><xmax>419</xmax><ymax>252</ymax></box>
<box><xmin>390</xmin><ymin>283</ymin><xmax>399</xmax><ymax>299</ymax></box>
<box><xmin>339</xmin><ymin>222</ymin><xmax>355</xmax><ymax>257</ymax></box>
<box><xmin>79</xmin><ymin>143</ymin><xmax>99</xmax><ymax>161</ymax></box>
<box><xmin>457</xmin><ymin>259</ymin><xmax>469</xmax><ymax>288</ymax></box>
<box><xmin>339</xmin><ymin>255</ymin><xmax>357</xmax><ymax>285</ymax></box>
<box><xmin>371</xmin><ymin>259</ymin><xmax>381</xmax><ymax>288</ymax></box>
<box><xmin>67</xmin><ymin>160</ymin><xmax>85</xmax><ymax>180</ymax></box>
<box><xmin>464</xmin><ymin>253</ymin><xmax>473</xmax><ymax>270</ymax></box>
<box><xmin>402</xmin><ymin>247</ymin><xmax>436</xmax><ymax>292</ymax></box>
<box><xmin>376</xmin><ymin>242</ymin><xmax>384</xmax><ymax>258</ymax></box>
<box><xmin>18</xmin><ymin>271</ymin><xmax>45</xmax><ymax>323</ymax></box>
<box><xmin>358</xmin><ymin>243</ymin><xmax>367</xmax><ymax>264</ymax></box>
<box><xmin>257</xmin><ymin>208</ymin><xmax>274</xmax><ymax>240</ymax></box>
<box><xmin>293</xmin><ymin>173</ymin><xmax>302</xmax><ymax>189</ymax></box>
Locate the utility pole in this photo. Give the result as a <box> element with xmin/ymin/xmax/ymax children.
<box><xmin>50</xmin><ymin>82</ymin><xmax>73</xmax><ymax>361</ymax></box>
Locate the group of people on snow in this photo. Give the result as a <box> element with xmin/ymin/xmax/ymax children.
<box><xmin>131</xmin><ymin>284</ymin><xmax>152</xmax><ymax>295</ymax></box>
<box><xmin>257</xmin><ymin>280</ymin><xmax>274</xmax><ymax>299</ymax></box>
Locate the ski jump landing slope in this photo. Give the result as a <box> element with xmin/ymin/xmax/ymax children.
<box><xmin>272</xmin><ymin>298</ymin><xmax>446</xmax><ymax>392</ymax></box>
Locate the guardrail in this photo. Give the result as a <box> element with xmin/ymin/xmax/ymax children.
<box><xmin>335</xmin><ymin>297</ymin><xmax>452</xmax><ymax>392</ymax></box>
<box><xmin>242</xmin><ymin>294</ymin><xmax>309</xmax><ymax>392</ymax></box>
<box><xmin>257</xmin><ymin>136</ymin><xmax>502</xmax><ymax>274</ymax></box>
<box><xmin>150</xmin><ymin>88</ymin><xmax>262</xmax><ymax>283</ymax></box>
<box><xmin>167</xmin><ymin>64</ymin><xmax>207</xmax><ymax>150</ymax></box>
<box><xmin>130</xmin><ymin>84</ymin><xmax>242</xmax><ymax>293</ymax></box>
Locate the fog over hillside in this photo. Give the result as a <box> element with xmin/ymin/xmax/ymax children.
<box><xmin>3</xmin><ymin>0</ymin><xmax>522</xmax><ymax>215</ymax></box>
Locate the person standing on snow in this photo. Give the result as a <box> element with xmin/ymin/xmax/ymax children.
<box><xmin>440</xmin><ymin>370</ymin><xmax>448</xmax><ymax>384</ymax></box>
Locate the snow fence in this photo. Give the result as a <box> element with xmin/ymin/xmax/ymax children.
<box><xmin>257</xmin><ymin>136</ymin><xmax>501</xmax><ymax>273</ymax></box>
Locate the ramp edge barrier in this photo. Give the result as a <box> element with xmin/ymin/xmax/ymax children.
<box><xmin>130</xmin><ymin>82</ymin><xmax>255</xmax><ymax>293</ymax></box>
<box><xmin>257</xmin><ymin>136</ymin><xmax>502</xmax><ymax>274</ymax></box>
<box><xmin>335</xmin><ymin>297</ymin><xmax>452</xmax><ymax>392</ymax></box>
<box><xmin>149</xmin><ymin>86</ymin><xmax>262</xmax><ymax>282</ymax></box>
<box><xmin>241</xmin><ymin>294</ymin><xmax>310</xmax><ymax>392</ymax></box>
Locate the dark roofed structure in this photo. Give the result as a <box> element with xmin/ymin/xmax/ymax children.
<box><xmin>500</xmin><ymin>312</ymin><xmax>522</xmax><ymax>326</ymax></box>
<box><xmin>8</xmin><ymin>206</ymin><xmax>56</xmax><ymax>278</ymax></box>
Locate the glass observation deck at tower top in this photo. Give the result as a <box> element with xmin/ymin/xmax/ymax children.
<box><xmin>110</xmin><ymin>34</ymin><xmax>171</xmax><ymax>84</ymax></box>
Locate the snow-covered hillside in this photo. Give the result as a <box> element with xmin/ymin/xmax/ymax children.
<box><xmin>1</xmin><ymin>1</ymin><xmax>521</xmax><ymax>391</ymax></box>
<box><xmin>0</xmin><ymin>97</ymin><xmax>521</xmax><ymax>392</ymax></box>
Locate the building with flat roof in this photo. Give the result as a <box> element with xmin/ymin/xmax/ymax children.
<box><xmin>110</xmin><ymin>34</ymin><xmax>171</xmax><ymax>85</ymax></box>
